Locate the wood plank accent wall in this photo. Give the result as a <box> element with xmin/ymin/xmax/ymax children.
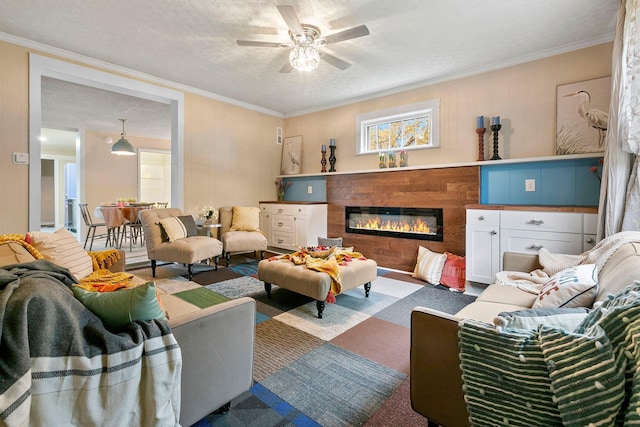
<box><xmin>326</xmin><ymin>166</ymin><xmax>480</xmax><ymax>272</ymax></box>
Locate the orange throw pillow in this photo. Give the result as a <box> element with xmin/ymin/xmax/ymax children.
<box><xmin>440</xmin><ymin>252</ymin><xmax>466</xmax><ymax>292</ymax></box>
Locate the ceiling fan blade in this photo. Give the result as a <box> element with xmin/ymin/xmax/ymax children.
<box><xmin>277</xmin><ymin>5</ymin><xmax>303</xmax><ymax>35</ymax></box>
<box><xmin>279</xmin><ymin>62</ymin><xmax>293</xmax><ymax>73</ymax></box>
<box><xmin>324</xmin><ymin>24</ymin><xmax>370</xmax><ymax>44</ymax></box>
<box><xmin>320</xmin><ymin>52</ymin><xmax>351</xmax><ymax>70</ymax></box>
<box><xmin>236</xmin><ymin>40</ymin><xmax>284</xmax><ymax>48</ymax></box>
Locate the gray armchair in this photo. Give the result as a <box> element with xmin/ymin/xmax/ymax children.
<box><xmin>139</xmin><ymin>208</ymin><xmax>223</xmax><ymax>280</ymax></box>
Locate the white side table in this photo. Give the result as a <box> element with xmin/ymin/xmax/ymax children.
<box><xmin>198</xmin><ymin>223</ymin><xmax>221</xmax><ymax>238</ymax></box>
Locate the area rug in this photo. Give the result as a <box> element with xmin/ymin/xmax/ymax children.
<box><xmin>131</xmin><ymin>258</ymin><xmax>477</xmax><ymax>426</ymax></box>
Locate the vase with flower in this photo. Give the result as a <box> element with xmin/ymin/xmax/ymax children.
<box><xmin>199</xmin><ymin>206</ymin><xmax>218</xmax><ymax>225</ymax></box>
<box><xmin>399</xmin><ymin>150</ymin><xmax>407</xmax><ymax>167</ymax></box>
<box><xmin>275</xmin><ymin>177</ymin><xmax>291</xmax><ymax>201</ymax></box>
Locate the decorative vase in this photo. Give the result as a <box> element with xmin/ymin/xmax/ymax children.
<box><xmin>277</xmin><ymin>191</ymin><xmax>285</xmax><ymax>201</ymax></box>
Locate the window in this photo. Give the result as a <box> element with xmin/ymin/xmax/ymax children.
<box><xmin>356</xmin><ymin>99</ymin><xmax>440</xmax><ymax>155</ymax></box>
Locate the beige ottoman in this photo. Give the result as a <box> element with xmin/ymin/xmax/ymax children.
<box><xmin>257</xmin><ymin>258</ymin><xmax>378</xmax><ymax>318</ymax></box>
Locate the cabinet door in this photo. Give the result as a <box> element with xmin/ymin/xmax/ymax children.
<box><xmin>259</xmin><ymin>212</ymin><xmax>271</xmax><ymax>246</ymax></box>
<box><xmin>294</xmin><ymin>215</ymin><xmax>307</xmax><ymax>248</ymax></box>
<box><xmin>466</xmin><ymin>225</ymin><xmax>500</xmax><ymax>284</ymax></box>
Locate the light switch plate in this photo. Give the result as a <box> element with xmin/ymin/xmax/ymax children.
<box><xmin>307</xmin><ymin>185</ymin><xmax>313</xmax><ymax>194</ymax></box>
<box><xmin>13</xmin><ymin>152</ymin><xmax>29</xmax><ymax>164</ymax></box>
<box><xmin>525</xmin><ymin>179</ymin><xmax>536</xmax><ymax>192</ymax></box>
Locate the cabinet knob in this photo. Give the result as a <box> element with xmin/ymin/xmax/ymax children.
<box><xmin>478</xmin><ymin>215</ymin><xmax>485</xmax><ymax>221</ymax></box>
<box><xmin>526</xmin><ymin>219</ymin><xmax>544</xmax><ymax>225</ymax></box>
<box><xmin>527</xmin><ymin>244</ymin><xmax>544</xmax><ymax>250</ymax></box>
<box><xmin>586</xmin><ymin>237</ymin><xmax>594</xmax><ymax>244</ymax></box>
<box><xmin>490</xmin><ymin>230</ymin><xmax>497</xmax><ymax>235</ymax></box>
<box><xmin>278</xmin><ymin>208</ymin><xmax>284</xmax><ymax>213</ymax></box>
<box><xmin>277</xmin><ymin>222</ymin><xmax>283</xmax><ymax>227</ymax></box>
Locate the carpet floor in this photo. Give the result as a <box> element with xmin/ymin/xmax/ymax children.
<box><xmin>129</xmin><ymin>253</ymin><xmax>476</xmax><ymax>426</ymax></box>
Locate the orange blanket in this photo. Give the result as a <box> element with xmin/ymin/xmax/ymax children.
<box><xmin>275</xmin><ymin>247</ymin><xmax>366</xmax><ymax>302</ymax></box>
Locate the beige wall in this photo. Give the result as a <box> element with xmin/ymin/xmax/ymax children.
<box><xmin>0</xmin><ymin>40</ymin><xmax>284</xmax><ymax>234</ymax></box>
<box><xmin>284</xmin><ymin>43</ymin><xmax>613</xmax><ymax>174</ymax></box>
<box><xmin>0</xmin><ymin>41</ymin><xmax>29</xmax><ymax>233</ymax></box>
<box><xmin>84</xmin><ymin>130</ymin><xmax>170</xmax><ymax>211</ymax></box>
<box><xmin>0</xmin><ymin>39</ymin><xmax>612</xmax><ymax>234</ymax></box>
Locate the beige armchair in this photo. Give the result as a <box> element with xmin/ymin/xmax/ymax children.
<box><xmin>219</xmin><ymin>206</ymin><xmax>267</xmax><ymax>266</ymax></box>
<box><xmin>139</xmin><ymin>208</ymin><xmax>223</xmax><ymax>280</ymax></box>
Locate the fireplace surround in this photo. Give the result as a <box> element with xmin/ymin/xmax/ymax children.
<box><xmin>345</xmin><ymin>206</ymin><xmax>443</xmax><ymax>241</ymax></box>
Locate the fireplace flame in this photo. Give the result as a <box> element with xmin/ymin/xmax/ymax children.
<box><xmin>352</xmin><ymin>216</ymin><xmax>433</xmax><ymax>234</ymax></box>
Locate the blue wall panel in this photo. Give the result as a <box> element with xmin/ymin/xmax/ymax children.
<box><xmin>482</xmin><ymin>167</ymin><xmax>510</xmax><ymax>204</ymax></box>
<box><xmin>481</xmin><ymin>156</ymin><xmax>601</xmax><ymax>206</ymax></box>
<box><xmin>281</xmin><ymin>176</ymin><xmax>326</xmax><ymax>202</ymax></box>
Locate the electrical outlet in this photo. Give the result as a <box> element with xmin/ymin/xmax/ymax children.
<box><xmin>307</xmin><ymin>185</ymin><xmax>313</xmax><ymax>194</ymax></box>
<box><xmin>525</xmin><ymin>179</ymin><xmax>536</xmax><ymax>192</ymax></box>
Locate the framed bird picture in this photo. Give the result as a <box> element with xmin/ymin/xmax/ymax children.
<box><xmin>556</xmin><ymin>76</ymin><xmax>611</xmax><ymax>155</ymax></box>
<box><xmin>281</xmin><ymin>135</ymin><xmax>303</xmax><ymax>175</ymax></box>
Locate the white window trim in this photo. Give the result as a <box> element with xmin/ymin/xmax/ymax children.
<box><xmin>355</xmin><ymin>98</ymin><xmax>440</xmax><ymax>155</ymax></box>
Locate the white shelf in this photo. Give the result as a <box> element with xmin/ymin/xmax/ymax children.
<box><xmin>278</xmin><ymin>152</ymin><xmax>604</xmax><ymax>179</ymax></box>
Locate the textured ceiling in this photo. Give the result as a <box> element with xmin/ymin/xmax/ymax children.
<box><xmin>0</xmin><ymin>0</ymin><xmax>618</xmax><ymax>139</ymax></box>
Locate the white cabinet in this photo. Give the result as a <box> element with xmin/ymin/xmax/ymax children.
<box><xmin>466</xmin><ymin>208</ymin><xmax>597</xmax><ymax>285</ymax></box>
<box><xmin>259</xmin><ymin>202</ymin><xmax>327</xmax><ymax>250</ymax></box>
<box><xmin>465</xmin><ymin>209</ymin><xmax>500</xmax><ymax>284</ymax></box>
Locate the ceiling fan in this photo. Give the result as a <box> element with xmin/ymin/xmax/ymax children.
<box><xmin>236</xmin><ymin>5</ymin><xmax>370</xmax><ymax>73</ymax></box>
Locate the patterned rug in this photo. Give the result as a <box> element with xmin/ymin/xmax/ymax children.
<box><xmin>129</xmin><ymin>254</ymin><xmax>476</xmax><ymax>426</ymax></box>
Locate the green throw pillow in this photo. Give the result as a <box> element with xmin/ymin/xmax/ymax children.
<box><xmin>72</xmin><ymin>282</ymin><xmax>166</xmax><ymax>330</ymax></box>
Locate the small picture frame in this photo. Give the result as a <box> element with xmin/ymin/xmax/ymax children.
<box><xmin>281</xmin><ymin>135</ymin><xmax>303</xmax><ymax>175</ymax></box>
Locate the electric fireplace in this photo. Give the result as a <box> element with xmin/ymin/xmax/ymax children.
<box><xmin>345</xmin><ymin>206</ymin><xmax>443</xmax><ymax>241</ymax></box>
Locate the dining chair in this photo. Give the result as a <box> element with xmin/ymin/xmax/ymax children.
<box><xmin>155</xmin><ymin>202</ymin><xmax>169</xmax><ymax>208</ymax></box>
<box><xmin>78</xmin><ymin>203</ymin><xmax>110</xmax><ymax>250</ymax></box>
<box><xmin>120</xmin><ymin>206</ymin><xmax>150</xmax><ymax>251</ymax></box>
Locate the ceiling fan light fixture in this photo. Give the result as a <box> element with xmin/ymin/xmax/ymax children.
<box><xmin>289</xmin><ymin>45</ymin><xmax>320</xmax><ymax>72</ymax></box>
<box><xmin>111</xmin><ymin>118</ymin><xmax>136</xmax><ymax>156</ymax></box>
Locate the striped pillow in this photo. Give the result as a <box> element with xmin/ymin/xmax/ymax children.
<box><xmin>412</xmin><ymin>246</ymin><xmax>446</xmax><ymax>285</ymax></box>
<box><xmin>29</xmin><ymin>228</ymin><xmax>93</xmax><ymax>280</ymax></box>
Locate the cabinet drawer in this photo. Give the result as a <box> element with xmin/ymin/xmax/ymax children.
<box><xmin>271</xmin><ymin>216</ymin><xmax>294</xmax><ymax>232</ymax></box>
<box><xmin>261</xmin><ymin>204</ymin><xmax>306</xmax><ymax>216</ymax></box>
<box><xmin>466</xmin><ymin>209</ymin><xmax>500</xmax><ymax>227</ymax></box>
<box><xmin>271</xmin><ymin>232</ymin><xmax>295</xmax><ymax>249</ymax></box>
<box><xmin>500</xmin><ymin>211</ymin><xmax>582</xmax><ymax>233</ymax></box>
<box><xmin>501</xmin><ymin>229</ymin><xmax>583</xmax><ymax>255</ymax></box>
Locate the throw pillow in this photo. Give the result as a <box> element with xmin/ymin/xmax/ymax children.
<box><xmin>230</xmin><ymin>206</ymin><xmax>260</xmax><ymax>232</ymax></box>
<box><xmin>159</xmin><ymin>217</ymin><xmax>188</xmax><ymax>242</ymax></box>
<box><xmin>440</xmin><ymin>252</ymin><xmax>466</xmax><ymax>292</ymax></box>
<box><xmin>72</xmin><ymin>282</ymin><xmax>166</xmax><ymax>330</ymax></box>
<box><xmin>412</xmin><ymin>246</ymin><xmax>447</xmax><ymax>285</ymax></box>
<box><xmin>318</xmin><ymin>237</ymin><xmax>343</xmax><ymax>247</ymax></box>
<box><xmin>0</xmin><ymin>242</ymin><xmax>37</xmax><ymax>267</ymax></box>
<box><xmin>28</xmin><ymin>228</ymin><xmax>93</xmax><ymax>280</ymax></box>
<box><xmin>178</xmin><ymin>215</ymin><xmax>198</xmax><ymax>237</ymax></box>
<box><xmin>532</xmin><ymin>264</ymin><xmax>598</xmax><ymax>308</ymax></box>
<box><xmin>494</xmin><ymin>307</ymin><xmax>590</xmax><ymax>332</ymax></box>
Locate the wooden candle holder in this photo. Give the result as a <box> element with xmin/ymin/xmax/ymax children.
<box><xmin>476</xmin><ymin>128</ymin><xmax>486</xmax><ymax>161</ymax></box>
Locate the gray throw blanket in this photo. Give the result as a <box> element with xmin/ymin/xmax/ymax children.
<box><xmin>0</xmin><ymin>260</ymin><xmax>182</xmax><ymax>427</ymax></box>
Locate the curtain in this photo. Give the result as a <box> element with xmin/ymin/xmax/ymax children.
<box><xmin>598</xmin><ymin>0</ymin><xmax>640</xmax><ymax>239</ymax></box>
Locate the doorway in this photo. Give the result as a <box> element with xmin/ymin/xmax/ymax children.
<box><xmin>139</xmin><ymin>149</ymin><xmax>171</xmax><ymax>205</ymax></box>
<box><xmin>28</xmin><ymin>54</ymin><xmax>185</xmax><ymax>233</ymax></box>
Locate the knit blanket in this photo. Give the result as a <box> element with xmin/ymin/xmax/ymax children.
<box><xmin>459</xmin><ymin>280</ymin><xmax>640</xmax><ymax>426</ymax></box>
<box><xmin>495</xmin><ymin>231</ymin><xmax>640</xmax><ymax>294</ymax></box>
<box><xmin>0</xmin><ymin>260</ymin><xmax>182</xmax><ymax>427</ymax></box>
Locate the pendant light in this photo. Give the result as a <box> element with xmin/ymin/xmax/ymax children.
<box><xmin>111</xmin><ymin>118</ymin><xmax>136</xmax><ymax>155</ymax></box>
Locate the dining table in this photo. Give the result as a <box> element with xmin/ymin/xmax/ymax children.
<box><xmin>94</xmin><ymin>203</ymin><xmax>155</xmax><ymax>248</ymax></box>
